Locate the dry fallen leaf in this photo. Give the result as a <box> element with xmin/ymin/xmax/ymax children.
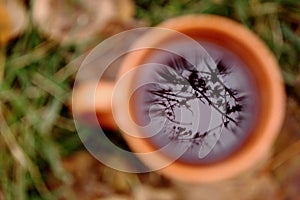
<box><xmin>173</xmin><ymin>171</ymin><xmax>280</xmax><ymax>200</ymax></box>
<box><xmin>32</xmin><ymin>0</ymin><xmax>136</xmax><ymax>44</ymax></box>
<box><xmin>0</xmin><ymin>0</ymin><xmax>27</xmax><ymax>45</ymax></box>
<box><xmin>98</xmin><ymin>195</ymin><xmax>131</xmax><ymax>200</ymax></box>
<box><xmin>272</xmin><ymin>97</ymin><xmax>300</xmax><ymax>200</ymax></box>
<box><xmin>132</xmin><ymin>185</ymin><xmax>178</xmax><ymax>200</ymax></box>
<box><xmin>113</xmin><ymin>0</ymin><xmax>134</xmax><ymax>23</ymax></box>
<box><xmin>0</xmin><ymin>3</ymin><xmax>10</xmax><ymax>46</ymax></box>
<box><xmin>275</xmin><ymin>154</ymin><xmax>300</xmax><ymax>200</ymax></box>
<box><xmin>58</xmin><ymin>151</ymin><xmax>142</xmax><ymax>199</ymax></box>
<box><xmin>60</xmin><ymin>151</ymin><xmax>115</xmax><ymax>200</ymax></box>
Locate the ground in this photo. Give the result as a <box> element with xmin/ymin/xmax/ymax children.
<box><xmin>1</xmin><ymin>0</ymin><xmax>300</xmax><ymax>199</ymax></box>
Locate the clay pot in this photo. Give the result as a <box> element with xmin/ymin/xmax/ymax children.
<box><xmin>72</xmin><ymin>80</ymin><xmax>116</xmax><ymax>129</ymax></box>
<box><xmin>72</xmin><ymin>15</ymin><xmax>285</xmax><ymax>182</ymax></box>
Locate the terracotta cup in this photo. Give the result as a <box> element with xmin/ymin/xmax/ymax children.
<box><xmin>72</xmin><ymin>15</ymin><xmax>285</xmax><ymax>182</ymax></box>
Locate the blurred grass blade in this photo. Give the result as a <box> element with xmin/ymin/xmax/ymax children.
<box><xmin>281</xmin><ymin>23</ymin><xmax>300</xmax><ymax>52</ymax></box>
<box><xmin>0</xmin><ymin>106</ymin><xmax>51</xmax><ymax>198</ymax></box>
<box><xmin>32</xmin><ymin>72</ymin><xmax>69</xmax><ymax>103</ymax></box>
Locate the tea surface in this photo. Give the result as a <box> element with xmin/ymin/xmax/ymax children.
<box><xmin>132</xmin><ymin>40</ymin><xmax>260</xmax><ymax>164</ymax></box>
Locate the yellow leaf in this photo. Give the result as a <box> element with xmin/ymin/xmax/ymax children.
<box><xmin>0</xmin><ymin>3</ymin><xmax>11</xmax><ymax>46</ymax></box>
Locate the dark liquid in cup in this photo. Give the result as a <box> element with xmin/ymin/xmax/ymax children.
<box><xmin>132</xmin><ymin>40</ymin><xmax>260</xmax><ymax>164</ymax></box>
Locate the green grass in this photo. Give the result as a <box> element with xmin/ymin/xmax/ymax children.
<box><xmin>0</xmin><ymin>19</ymin><xmax>83</xmax><ymax>200</ymax></box>
<box><xmin>1</xmin><ymin>0</ymin><xmax>300</xmax><ymax>199</ymax></box>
